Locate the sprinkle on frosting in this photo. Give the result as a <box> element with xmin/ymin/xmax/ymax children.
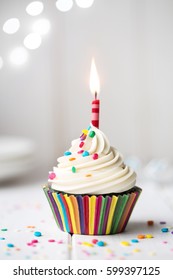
<box><xmin>69</xmin><ymin>158</ymin><xmax>76</xmax><ymax>161</ymax></box>
<box><xmin>72</xmin><ymin>166</ymin><xmax>76</xmax><ymax>173</ymax></box>
<box><xmin>48</xmin><ymin>172</ymin><xmax>56</xmax><ymax>180</ymax></box>
<box><xmin>82</xmin><ymin>151</ymin><xmax>89</xmax><ymax>157</ymax></box>
<box><xmin>78</xmin><ymin>150</ymin><xmax>84</xmax><ymax>154</ymax></box>
<box><xmin>82</xmin><ymin>129</ymin><xmax>88</xmax><ymax>135</ymax></box>
<box><xmin>92</xmin><ymin>153</ymin><xmax>98</xmax><ymax>160</ymax></box>
<box><xmin>64</xmin><ymin>151</ymin><xmax>72</xmax><ymax>156</ymax></box>
<box><xmin>89</xmin><ymin>131</ymin><xmax>95</xmax><ymax>138</ymax></box>
<box><xmin>79</xmin><ymin>142</ymin><xmax>84</xmax><ymax>148</ymax></box>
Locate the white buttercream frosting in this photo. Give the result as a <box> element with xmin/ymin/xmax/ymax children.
<box><xmin>48</xmin><ymin>125</ymin><xmax>136</xmax><ymax>194</ymax></box>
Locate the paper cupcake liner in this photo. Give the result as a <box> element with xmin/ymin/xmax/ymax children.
<box><xmin>43</xmin><ymin>185</ymin><xmax>142</xmax><ymax>235</ymax></box>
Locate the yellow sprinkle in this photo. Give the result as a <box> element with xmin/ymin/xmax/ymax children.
<box><xmin>106</xmin><ymin>248</ymin><xmax>113</xmax><ymax>253</ymax></box>
<box><xmin>82</xmin><ymin>129</ymin><xmax>88</xmax><ymax>135</ymax></box>
<box><xmin>85</xmin><ymin>174</ymin><xmax>92</xmax><ymax>177</ymax></box>
<box><xmin>69</xmin><ymin>158</ymin><xmax>76</xmax><ymax>161</ymax></box>
<box><xmin>146</xmin><ymin>234</ymin><xmax>153</xmax><ymax>238</ymax></box>
<box><xmin>82</xmin><ymin>242</ymin><xmax>94</xmax><ymax>247</ymax></box>
<box><xmin>120</xmin><ymin>241</ymin><xmax>130</xmax><ymax>246</ymax></box>
<box><xmin>133</xmin><ymin>248</ymin><xmax>141</xmax><ymax>253</ymax></box>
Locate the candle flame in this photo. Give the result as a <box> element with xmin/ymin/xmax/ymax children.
<box><xmin>90</xmin><ymin>58</ymin><xmax>100</xmax><ymax>97</ymax></box>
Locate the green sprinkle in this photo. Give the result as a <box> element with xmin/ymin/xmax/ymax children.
<box><xmin>89</xmin><ymin>131</ymin><xmax>95</xmax><ymax>138</ymax></box>
<box><xmin>1</xmin><ymin>228</ymin><xmax>8</xmax><ymax>232</ymax></box>
<box><xmin>72</xmin><ymin>166</ymin><xmax>76</xmax><ymax>173</ymax></box>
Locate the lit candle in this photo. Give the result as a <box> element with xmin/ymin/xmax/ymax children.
<box><xmin>90</xmin><ymin>58</ymin><xmax>100</xmax><ymax>129</ymax></box>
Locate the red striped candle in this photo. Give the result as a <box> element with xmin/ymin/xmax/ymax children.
<box><xmin>90</xmin><ymin>58</ymin><xmax>100</xmax><ymax>129</ymax></box>
<box><xmin>91</xmin><ymin>98</ymin><xmax>100</xmax><ymax>128</ymax></box>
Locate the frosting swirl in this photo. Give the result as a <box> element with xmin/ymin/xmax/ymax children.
<box><xmin>48</xmin><ymin>125</ymin><xmax>136</xmax><ymax>194</ymax></box>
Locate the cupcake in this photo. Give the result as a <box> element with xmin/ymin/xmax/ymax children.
<box><xmin>43</xmin><ymin>125</ymin><xmax>142</xmax><ymax>235</ymax></box>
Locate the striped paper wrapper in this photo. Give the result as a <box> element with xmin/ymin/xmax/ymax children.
<box><xmin>43</xmin><ymin>185</ymin><xmax>142</xmax><ymax>235</ymax></box>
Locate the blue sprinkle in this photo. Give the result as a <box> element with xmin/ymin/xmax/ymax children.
<box><xmin>131</xmin><ymin>239</ymin><xmax>139</xmax><ymax>243</ymax></box>
<box><xmin>161</xmin><ymin>228</ymin><xmax>168</xmax><ymax>233</ymax></box>
<box><xmin>82</xmin><ymin>151</ymin><xmax>89</xmax><ymax>157</ymax></box>
<box><xmin>34</xmin><ymin>231</ymin><xmax>42</xmax><ymax>237</ymax></box>
<box><xmin>87</xmin><ymin>125</ymin><xmax>91</xmax><ymax>130</ymax></box>
<box><xmin>97</xmin><ymin>241</ymin><xmax>105</xmax><ymax>247</ymax></box>
<box><xmin>7</xmin><ymin>243</ymin><xmax>14</xmax><ymax>248</ymax></box>
<box><xmin>0</xmin><ymin>237</ymin><xmax>5</xmax><ymax>240</ymax></box>
<box><xmin>64</xmin><ymin>151</ymin><xmax>72</xmax><ymax>156</ymax></box>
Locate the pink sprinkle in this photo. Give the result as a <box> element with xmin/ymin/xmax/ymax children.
<box><xmin>163</xmin><ymin>241</ymin><xmax>168</xmax><ymax>244</ymax></box>
<box><xmin>93</xmin><ymin>153</ymin><xmax>98</xmax><ymax>160</ymax></box>
<box><xmin>48</xmin><ymin>239</ymin><xmax>55</xmax><ymax>243</ymax></box>
<box><xmin>48</xmin><ymin>172</ymin><xmax>56</xmax><ymax>180</ymax></box>
<box><xmin>79</xmin><ymin>142</ymin><xmax>84</xmax><ymax>148</ymax></box>
<box><xmin>57</xmin><ymin>240</ymin><xmax>63</xmax><ymax>244</ymax></box>
<box><xmin>78</xmin><ymin>150</ymin><xmax>84</xmax><ymax>154</ymax></box>
<box><xmin>31</xmin><ymin>239</ymin><xmax>38</xmax><ymax>244</ymax></box>
<box><xmin>27</xmin><ymin>243</ymin><xmax>32</xmax><ymax>246</ymax></box>
<box><xmin>92</xmin><ymin>239</ymin><xmax>98</xmax><ymax>244</ymax></box>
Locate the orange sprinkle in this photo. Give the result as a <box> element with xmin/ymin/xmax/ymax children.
<box><xmin>85</xmin><ymin>174</ymin><xmax>92</xmax><ymax>177</ymax></box>
<box><xmin>69</xmin><ymin>158</ymin><xmax>76</xmax><ymax>161</ymax></box>
<box><xmin>137</xmin><ymin>234</ymin><xmax>145</xmax><ymax>239</ymax></box>
<box><xmin>26</xmin><ymin>226</ymin><xmax>35</xmax><ymax>228</ymax></box>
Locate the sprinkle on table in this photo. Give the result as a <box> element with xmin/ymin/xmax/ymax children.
<box><xmin>7</xmin><ymin>243</ymin><xmax>14</xmax><ymax>248</ymax></box>
<box><xmin>147</xmin><ymin>220</ymin><xmax>154</xmax><ymax>226</ymax></box>
<box><xmin>92</xmin><ymin>239</ymin><xmax>98</xmax><ymax>244</ymax></box>
<box><xmin>34</xmin><ymin>231</ymin><xmax>42</xmax><ymax>237</ymax></box>
<box><xmin>137</xmin><ymin>234</ymin><xmax>145</xmax><ymax>239</ymax></box>
<box><xmin>131</xmin><ymin>239</ymin><xmax>139</xmax><ymax>243</ymax></box>
<box><xmin>160</xmin><ymin>221</ymin><xmax>166</xmax><ymax>225</ymax></box>
<box><xmin>72</xmin><ymin>166</ymin><xmax>76</xmax><ymax>173</ymax></box>
<box><xmin>120</xmin><ymin>241</ymin><xmax>130</xmax><ymax>246</ymax></box>
<box><xmin>145</xmin><ymin>234</ymin><xmax>153</xmax><ymax>238</ymax></box>
<box><xmin>0</xmin><ymin>237</ymin><xmax>5</xmax><ymax>240</ymax></box>
<box><xmin>1</xmin><ymin>228</ymin><xmax>8</xmax><ymax>231</ymax></box>
<box><xmin>85</xmin><ymin>174</ymin><xmax>92</xmax><ymax>177</ymax></box>
<box><xmin>161</xmin><ymin>228</ymin><xmax>168</xmax><ymax>233</ymax></box>
<box><xmin>96</xmin><ymin>241</ymin><xmax>105</xmax><ymax>247</ymax></box>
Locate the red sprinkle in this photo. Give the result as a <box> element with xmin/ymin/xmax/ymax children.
<box><xmin>92</xmin><ymin>239</ymin><xmax>98</xmax><ymax>244</ymax></box>
<box><xmin>78</xmin><ymin>150</ymin><xmax>84</xmax><ymax>154</ymax></box>
<box><xmin>48</xmin><ymin>172</ymin><xmax>56</xmax><ymax>180</ymax></box>
<box><xmin>31</xmin><ymin>239</ymin><xmax>38</xmax><ymax>244</ymax></box>
<box><xmin>93</xmin><ymin>153</ymin><xmax>98</xmax><ymax>160</ymax></box>
<box><xmin>48</xmin><ymin>239</ymin><xmax>55</xmax><ymax>243</ymax></box>
<box><xmin>79</xmin><ymin>142</ymin><xmax>84</xmax><ymax>148</ymax></box>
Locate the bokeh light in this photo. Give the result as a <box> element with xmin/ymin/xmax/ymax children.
<box><xmin>26</xmin><ymin>1</ymin><xmax>44</xmax><ymax>16</ymax></box>
<box><xmin>24</xmin><ymin>33</ymin><xmax>42</xmax><ymax>50</ymax></box>
<box><xmin>10</xmin><ymin>47</ymin><xmax>28</xmax><ymax>66</ymax></box>
<box><xmin>55</xmin><ymin>0</ymin><xmax>73</xmax><ymax>12</ymax></box>
<box><xmin>3</xmin><ymin>18</ymin><xmax>20</xmax><ymax>34</ymax></box>
<box><xmin>32</xmin><ymin>19</ymin><xmax>50</xmax><ymax>35</ymax></box>
<box><xmin>75</xmin><ymin>0</ymin><xmax>94</xmax><ymax>8</ymax></box>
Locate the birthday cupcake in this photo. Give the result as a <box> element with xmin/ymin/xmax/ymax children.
<box><xmin>43</xmin><ymin>124</ymin><xmax>142</xmax><ymax>235</ymax></box>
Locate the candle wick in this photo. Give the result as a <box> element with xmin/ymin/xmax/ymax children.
<box><xmin>95</xmin><ymin>91</ymin><xmax>97</xmax><ymax>100</ymax></box>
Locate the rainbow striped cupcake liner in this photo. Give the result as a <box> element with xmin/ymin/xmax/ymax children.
<box><xmin>43</xmin><ymin>185</ymin><xmax>142</xmax><ymax>235</ymax></box>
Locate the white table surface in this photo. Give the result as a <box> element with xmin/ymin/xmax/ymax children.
<box><xmin>0</xmin><ymin>180</ymin><xmax>173</xmax><ymax>260</ymax></box>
